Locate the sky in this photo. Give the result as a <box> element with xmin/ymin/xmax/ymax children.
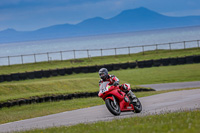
<box><xmin>0</xmin><ymin>0</ymin><xmax>200</xmax><ymax>31</ymax></box>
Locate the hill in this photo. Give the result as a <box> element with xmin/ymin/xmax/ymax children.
<box><xmin>0</xmin><ymin>7</ymin><xmax>200</xmax><ymax>43</ymax></box>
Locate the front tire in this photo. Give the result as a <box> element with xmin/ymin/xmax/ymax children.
<box><xmin>133</xmin><ymin>98</ymin><xmax>142</xmax><ymax>113</ymax></box>
<box><xmin>105</xmin><ymin>98</ymin><xmax>121</xmax><ymax>116</ymax></box>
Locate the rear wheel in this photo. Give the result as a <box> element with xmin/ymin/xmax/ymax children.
<box><xmin>133</xmin><ymin>98</ymin><xmax>142</xmax><ymax>113</ymax></box>
<box><xmin>105</xmin><ymin>98</ymin><xmax>121</xmax><ymax>116</ymax></box>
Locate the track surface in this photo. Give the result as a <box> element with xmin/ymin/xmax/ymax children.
<box><xmin>0</xmin><ymin>88</ymin><xmax>200</xmax><ymax>133</ymax></box>
<box><xmin>140</xmin><ymin>81</ymin><xmax>200</xmax><ymax>91</ymax></box>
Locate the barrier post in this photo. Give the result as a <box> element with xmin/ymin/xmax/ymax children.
<box><xmin>34</xmin><ymin>54</ymin><xmax>36</xmax><ymax>63</ymax></box>
<box><xmin>1</xmin><ymin>39</ymin><xmax>200</xmax><ymax>66</ymax></box>
<box><xmin>169</xmin><ymin>43</ymin><xmax>171</xmax><ymax>51</ymax></box>
<box><xmin>73</xmin><ymin>50</ymin><xmax>76</xmax><ymax>59</ymax></box>
<box><xmin>47</xmin><ymin>52</ymin><xmax>49</xmax><ymax>62</ymax></box>
<box><xmin>60</xmin><ymin>51</ymin><xmax>63</xmax><ymax>61</ymax></box>
<box><xmin>142</xmin><ymin>46</ymin><xmax>145</xmax><ymax>55</ymax></box>
<box><xmin>8</xmin><ymin>56</ymin><xmax>10</xmax><ymax>66</ymax></box>
<box><xmin>87</xmin><ymin>49</ymin><xmax>89</xmax><ymax>58</ymax></box>
<box><xmin>21</xmin><ymin>55</ymin><xmax>24</xmax><ymax>64</ymax></box>
<box><xmin>156</xmin><ymin>44</ymin><xmax>158</xmax><ymax>53</ymax></box>
<box><xmin>184</xmin><ymin>41</ymin><xmax>186</xmax><ymax>49</ymax></box>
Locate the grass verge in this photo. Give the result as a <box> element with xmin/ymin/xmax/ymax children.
<box><xmin>0</xmin><ymin>87</ymin><xmax>199</xmax><ymax>124</ymax></box>
<box><xmin>0</xmin><ymin>63</ymin><xmax>200</xmax><ymax>102</ymax></box>
<box><xmin>0</xmin><ymin>48</ymin><xmax>200</xmax><ymax>75</ymax></box>
<box><xmin>21</xmin><ymin>109</ymin><xmax>200</xmax><ymax>133</ymax></box>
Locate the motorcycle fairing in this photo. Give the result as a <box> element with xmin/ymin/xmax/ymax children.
<box><xmin>99</xmin><ymin>82</ymin><xmax>134</xmax><ymax>111</ymax></box>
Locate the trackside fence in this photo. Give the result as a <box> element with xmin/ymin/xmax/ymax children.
<box><xmin>0</xmin><ymin>54</ymin><xmax>200</xmax><ymax>83</ymax></box>
<box><xmin>0</xmin><ymin>54</ymin><xmax>200</xmax><ymax>108</ymax></box>
<box><xmin>0</xmin><ymin>39</ymin><xmax>200</xmax><ymax>66</ymax></box>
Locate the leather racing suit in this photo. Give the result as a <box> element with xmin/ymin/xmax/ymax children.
<box><xmin>99</xmin><ymin>74</ymin><xmax>137</xmax><ymax>102</ymax></box>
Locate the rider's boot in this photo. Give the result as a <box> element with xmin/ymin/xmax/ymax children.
<box><xmin>127</xmin><ymin>90</ymin><xmax>138</xmax><ymax>104</ymax></box>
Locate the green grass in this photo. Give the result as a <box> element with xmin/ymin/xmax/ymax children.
<box><xmin>1</xmin><ymin>63</ymin><xmax>200</xmax><ymax>102</ymax></box>
<box><xmin>0</xmin><ymin>47</ymin><xmax>199</xmax><ymax>132</ymax></box>
<box><xmin>0</xmin><ymin>78</ymin><xmax>99</xmax><ymax>102</ymax></box>
<box><xmin>0</xmin><ymin>88</ymin><xmax>198</xmax><ymax>124</ymax></box>
<box><xmin>0</xmin><ymin>97</ymin><xmax>104</xmax><ymax>124</ymax></box>
<box><xmin>0</xmin><ymin>48</ymin><xmax>200</xmax><ymax>75</ymax></box>
<box><xmin>21</xmin><ymin>109</ymin><xmax>200</xmax><ymax>133</ymax></box>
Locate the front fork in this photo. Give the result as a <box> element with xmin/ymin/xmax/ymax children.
<box><xmin>127</xmin><ymin>90</ymin><xmax>136</xmax><ymax>99</ymax></box>
<box><xmin>112</xmin><ymin>95</ymin><xmax>117</xmax><ymax>106</ymax></box>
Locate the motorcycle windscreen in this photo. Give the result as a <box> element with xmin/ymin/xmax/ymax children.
<box><xmin>99</xmin><ymin>81</ymin><xmax>110</xmax><ymax>93</ymax></box>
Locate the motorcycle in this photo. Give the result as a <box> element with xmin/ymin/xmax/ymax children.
<box><xmin>98</xmin><ymin>81</ymin><xmax>142</xmax><ymax>116</ymax></box>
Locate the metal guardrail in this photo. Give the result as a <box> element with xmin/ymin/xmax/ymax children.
<box><xmin>0</xmin><ymin>39</ymin><xmax>199</xmax><ymax>66</ymax></box>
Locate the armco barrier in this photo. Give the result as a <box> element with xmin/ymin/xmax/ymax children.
<box><xmin>0</xmin><ymin>55</ymin><xmax>200</xmax><ymax>83</ymax></box>
<box><xmin>0</xmin><ymin>87</ymin><xmax>155</xmax><ymax>109</ymax></box>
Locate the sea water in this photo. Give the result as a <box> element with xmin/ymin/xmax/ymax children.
<box><xmin>0</xmin><ymin>26</ymin><xmax>200</xmax><ymax>66</ymax></box>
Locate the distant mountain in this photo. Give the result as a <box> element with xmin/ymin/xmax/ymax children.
<box><xmin>1</xmin><ymin>7</ymin><xmax>200</xmax><ymax>43</ymax></box>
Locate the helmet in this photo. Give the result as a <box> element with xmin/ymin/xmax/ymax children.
<box><xmin>99</xmin><ymin>68</ymin><xmax>108</xmax><ymax>80</ymax></box>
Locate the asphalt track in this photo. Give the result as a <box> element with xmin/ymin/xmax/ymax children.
<box><xmin>140</xmin><ymin>81</ymin><xmax>200</xmax><ymax>91</ymax></box>
<box><xmin>0</xmin><ymin>82</ymin><xmax>200</xmax><ymax>133</ymax></box>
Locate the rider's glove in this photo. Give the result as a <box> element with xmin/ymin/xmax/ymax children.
<box><xmin>122</xmin><ymin>84</ymin><xmax>128</xmax><ymax>90</ymax></box>
<box><xmin>113</xmin><ymin>81</ymin><xmax>119</xmax><ymax>86</ymax></box>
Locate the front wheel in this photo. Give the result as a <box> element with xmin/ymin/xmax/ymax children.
<box><xmin>105</xmin><ymin>98</ymin><xmax>121</xmax><ymax>116</ymax></box>
<box><xmin>133</xmin><ymin>98</ymin><xmax>142</xmax><ymax>113</ymax></box>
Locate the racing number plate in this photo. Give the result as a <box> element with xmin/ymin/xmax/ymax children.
<box><xmin>100</xmin><ymin>86</ymin><xmax>110</xmax><ymax>93</ymax></box>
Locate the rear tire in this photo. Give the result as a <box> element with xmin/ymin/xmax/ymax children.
<box><xmin>105</xmin><ymin>98</ymin><xmax>121</xmax><ymax>116</ymax></box>
<box><xmin>133</xmin><ymin>98</ymin><xmax>142</xmax><ymax>113</ymax></box>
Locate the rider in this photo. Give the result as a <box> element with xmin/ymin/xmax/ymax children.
<box><xmin>98</xmin><ymin>68</ymin><xmax>137</xmax><ymax>104</ymax></box>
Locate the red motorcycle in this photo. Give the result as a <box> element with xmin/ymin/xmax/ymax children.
<box><xmin>98</xmin><ymin>81</ymin><xmax>142</xmax><ymax>116</ymax></box>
